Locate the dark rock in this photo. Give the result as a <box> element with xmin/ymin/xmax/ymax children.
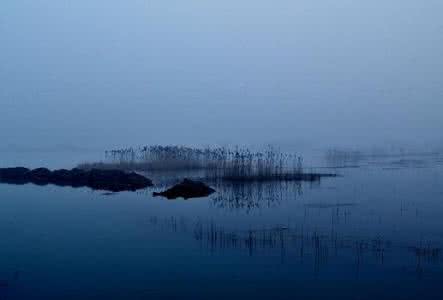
<box><xmin>70</xmin><ymin>168</ymin><xmax>90</xmax><ymax>186</ymax></box>
<box><xmin>0</xmin><ymin>167</ymin><xmax>153</xmax><ymax>192</ymax></box>
<box><xmin>0</xmin><ymin>167</ymin><xmax>30</xmax><ymax>183</ymax></box>
<box><xmin>125</xmin><ymin>172</ymin><xmax>154</xmax><ymax>189</ymax></box>
<box><xmin>50</xmin><ymin>169</ymin><xmax>73</xmax><ymax>184</ymax></box>
<box><xmin>25</xmin><ymin>168</ymin><xmax>52</xmax><ymax>184</ymax></box>
<box><xmin>87</xmin><ymin>169</ymin><xmax>153</xmax><ymax>192</ymax></box>
<box><xmin>153</xmin><ymin>179</ymin><xmax>215</xmax><ymax>199</ymax></box>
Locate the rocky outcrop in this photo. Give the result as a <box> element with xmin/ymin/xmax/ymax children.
<box><xmin>153</xmin><ymin>179</ymin><xmax>215</xmax><ymax>199</ymax></box>
<box><xmin>0</xmin><ymin>167</ymin><xmax>153</xmax><ymax>192</ymax></box>
<box><xmin>0</xmin><ymin>167</ymin><xmax>30</xmax><ymax>184</ymax></box>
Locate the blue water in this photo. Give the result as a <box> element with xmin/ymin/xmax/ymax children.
<box><xmin>1</xmin><ymin>153</ymin><xmax>442</xmax><ymax>299</ymax></box>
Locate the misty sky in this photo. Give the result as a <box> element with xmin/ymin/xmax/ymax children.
<box><xmin>1</xmin><ymin>0</ymin><xmax>443</xmax><ymax>151</ymax></box>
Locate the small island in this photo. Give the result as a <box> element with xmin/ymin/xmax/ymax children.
<box><xmin>0</xmin><ymin>145</ymin><xmax>337</xmax><ymax>196</ymax></box>
<box><xmin>153</xmin><ymin>179</ymin><xmax>216</xmax><ymax>199</ymax></box>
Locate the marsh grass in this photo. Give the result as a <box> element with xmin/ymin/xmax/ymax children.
<box><xmin>78</xmin><ymin>145</ymin><xmax>330</xmax><ymax>182</ymax></box>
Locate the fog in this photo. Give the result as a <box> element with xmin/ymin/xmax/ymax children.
<box><xmin>1</xmin><ymin>0</ymin><xmax>443</xmax><ymax>152</ymax></box>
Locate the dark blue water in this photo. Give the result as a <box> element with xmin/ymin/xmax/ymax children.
<box><xmin>1</xmin><ymin>153</ymin><xmax>442</xmax><ymax>299</ymax></box>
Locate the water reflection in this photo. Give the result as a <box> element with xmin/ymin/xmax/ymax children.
<box><xmin>145</xmin><ymin>173</ymin><xmax>322</xmax><ymax>212</ymax></box>
<box><xmin>0</xmin><ymin>271</ymin><xmax>19</xmax><ymax>300</ymax></box>
<box><xmin>147</xmin><ymin>216</ymin><xmax>442</xmax><ymax>279</ymax></box>
<box><xmin>1</xmin><ymin>152</ymin><xmax>442</xmax><ymax>299</ymax></box>
<box><xmin>210</xmin><ymin>181</ymin><xmax>307</xmax><ymax>212</ymax></box>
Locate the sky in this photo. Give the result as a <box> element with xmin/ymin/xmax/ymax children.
<box><xmin>1</xmin><ymin>0</ymin><xmax>443</xmax><ymax>151</ymax></box>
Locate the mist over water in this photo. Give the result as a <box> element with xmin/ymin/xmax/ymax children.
<box><xmin>2</xmin><ymin>3</ymin><xmax>443</xmax><ymax>299</ymax></box>
<box><xmin>1</xmin><ymin>0</ymin><xmax>443</xmax><ymax>152</ymax></box>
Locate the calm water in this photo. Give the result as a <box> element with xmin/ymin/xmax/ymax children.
<box><xmin>1</xmin><ymin>152</ymin><xmax>443</xmax><ymax>299</ymax></box>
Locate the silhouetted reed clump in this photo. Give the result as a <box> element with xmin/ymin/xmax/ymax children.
<box><xmin>79</xmin><ymin>145</ymin><xmax>212</xmax><ymax>171</ymax></box>
<box><xmin>207</xmin><ymin>146</ymin><xmax>307</xmax><ymax>182</ymax></box>
<box><xmin>79</xmin><ymin>145</ymin><xmax>332</xmax><ymax>182</ymax></box>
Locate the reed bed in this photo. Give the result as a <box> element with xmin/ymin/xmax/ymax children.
<box><xmin>78</xmin><ymin>145</ymin><xmax>320</xmax><ymax>182</ymax></box>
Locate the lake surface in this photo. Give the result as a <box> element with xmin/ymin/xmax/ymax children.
<box><xmin>1</xmin><ymin>152</ymin><xmax>443</xmax><ymax>299</ymax></box>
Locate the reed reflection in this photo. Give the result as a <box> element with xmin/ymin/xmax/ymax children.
<box><xmin>147</xmin><ymin>216</ymin><xmax>442</xmax><ymax>279</ymax></box>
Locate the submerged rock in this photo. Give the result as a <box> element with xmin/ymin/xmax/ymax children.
<box><xmin>153</xmin><ymin>179</ymin><xmax>215</xmax><ymax>199</ymax></box>
<box><xmin>0</xmin><ymin>167</ymin><xmax>153</xmax><ymax>192</ymax></box>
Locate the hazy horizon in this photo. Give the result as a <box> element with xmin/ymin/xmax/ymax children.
<box><xmin>2</xmin><ymin>1</ymin><xmax>443</xmax><ymax>152</ymax></box>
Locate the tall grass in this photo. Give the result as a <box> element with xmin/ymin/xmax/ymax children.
<box><xmin>78</xmin><ymin>145</ymin><xmax>317</xmax><ymax>181</ymax></box>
